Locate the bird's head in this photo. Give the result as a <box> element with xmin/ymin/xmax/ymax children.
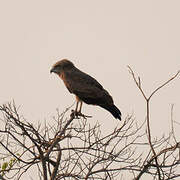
<box><xmin>50</xmin><ymin>59</ymin><xmax>74</xmax><ymax>75</ymax></box>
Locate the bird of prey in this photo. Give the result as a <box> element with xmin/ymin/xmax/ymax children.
<box><xmin>50</xmin><ymin>59</ymin><xmax>121</xmax><ymax>120</ymax></box>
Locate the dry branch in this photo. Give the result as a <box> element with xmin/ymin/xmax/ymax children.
<box><xmin>0</xmin><ymin>68</ymin><xmax>179</xmax><ymax>179</ymax></box>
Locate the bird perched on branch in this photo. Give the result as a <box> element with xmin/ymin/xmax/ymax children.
<box><xmin>50</xmin><ymin>59</ymin><xmax>121</xmax><ymax>120</ymax></box>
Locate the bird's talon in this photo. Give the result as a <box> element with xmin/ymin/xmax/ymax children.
<box><xmin>77</xmin><ymin>112</ymin><xmax>92</xmax><ymax>118</ymax></box>
<box><xmin>71</xmin><ymin>110</ymin><xmax>92</xmax><ymax>119</ymax></box>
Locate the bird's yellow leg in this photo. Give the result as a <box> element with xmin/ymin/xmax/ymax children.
<box><xmin>73</xmin><ymin>96</ymin><xmax>92</xmax><ymax>118</ymax></box>
<box><xmin>78</xmin><ymin>101</ymin><xmax>83</xmax><ymax>113</ymax></box>
<box><xmin>75</xmin><ymin>100</ymin><xmax>79</xmax><ymax>113</ymax></box>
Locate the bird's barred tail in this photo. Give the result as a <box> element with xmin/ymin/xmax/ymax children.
<box><xmin>100</xmin><ymin>104</ymin><xmax>121</xmax><ymax>120</ymax></box>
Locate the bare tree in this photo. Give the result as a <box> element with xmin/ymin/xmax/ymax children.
<box><xmin>128</xmin><ymin>67</ymin><xmax>180</xmax><ymax>180</ymax></box>
<box><xmin>0</xmin><ymin>68</ymin><xmax>179</xmax><ymax>180</ymax></box>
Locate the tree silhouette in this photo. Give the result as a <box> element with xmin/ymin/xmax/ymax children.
<box><xmin>0</xmin><ymin>68</ymin><xmax>179</xmax><ymax>180</ymax></box>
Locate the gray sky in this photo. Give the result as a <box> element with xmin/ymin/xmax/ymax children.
<box><xmin>0</xmin><ymin>1</ymin><xmax>180</xmax><ymax>178</ymax></box>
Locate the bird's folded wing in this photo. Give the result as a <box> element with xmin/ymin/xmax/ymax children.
<box><xmin>64</xmin><ymin>69</ymin><xmax>113</xmax><ymax>104</ymax></box>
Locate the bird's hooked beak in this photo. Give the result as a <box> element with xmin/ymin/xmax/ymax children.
<box><xmin>50</xmin><ymin>68</ymin><xmax>54</xmax><ymax>73</ymax></box>
<box><xmin>50</xmin><ymin>67</ymin><xmax>57</xmax><ymax>74</ymax></box>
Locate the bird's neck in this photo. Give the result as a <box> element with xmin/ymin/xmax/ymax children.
<box><xmin>58</xmin><ymin>72</ymin><xmax>65</xmax><ymax>80</ymax></box>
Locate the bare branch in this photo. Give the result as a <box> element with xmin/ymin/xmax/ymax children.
<box><xmin>0</xmin><ymin>68</ymin><xmax>179</xmax><ymax>179</ymax></box>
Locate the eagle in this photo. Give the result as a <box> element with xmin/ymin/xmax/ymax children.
<box><xmin>50</xmin><ymin>59</ymin><xmax>121</xmax><ymax>120</ymax></box>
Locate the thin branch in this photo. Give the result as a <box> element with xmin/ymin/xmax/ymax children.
<box><xmin>148</xmin><ymin>70</ymin><xmax>180</xmax><ymax>100</ymax></box>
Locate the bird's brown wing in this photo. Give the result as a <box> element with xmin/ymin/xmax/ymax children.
<box><xmin>64</xmin><ymin>68</ymin><xmax>114</xmax><ymax>105</ymax></box>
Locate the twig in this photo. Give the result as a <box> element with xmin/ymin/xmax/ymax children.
<box><xmin>128</xmin><ymin>66</ymin><xmax>180</xmax><ymax>180</ymax></box>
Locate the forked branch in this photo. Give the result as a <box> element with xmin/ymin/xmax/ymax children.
<box><xmin>128</xmin><ymin>66</ymin><xmax>180</xmax><ymax>180</ymax></box>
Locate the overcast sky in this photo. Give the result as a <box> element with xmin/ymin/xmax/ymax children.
<box><xmin>0</xmin><ymin>1</ymin><xmax>180</xmax><ymax>178</ymax></box>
